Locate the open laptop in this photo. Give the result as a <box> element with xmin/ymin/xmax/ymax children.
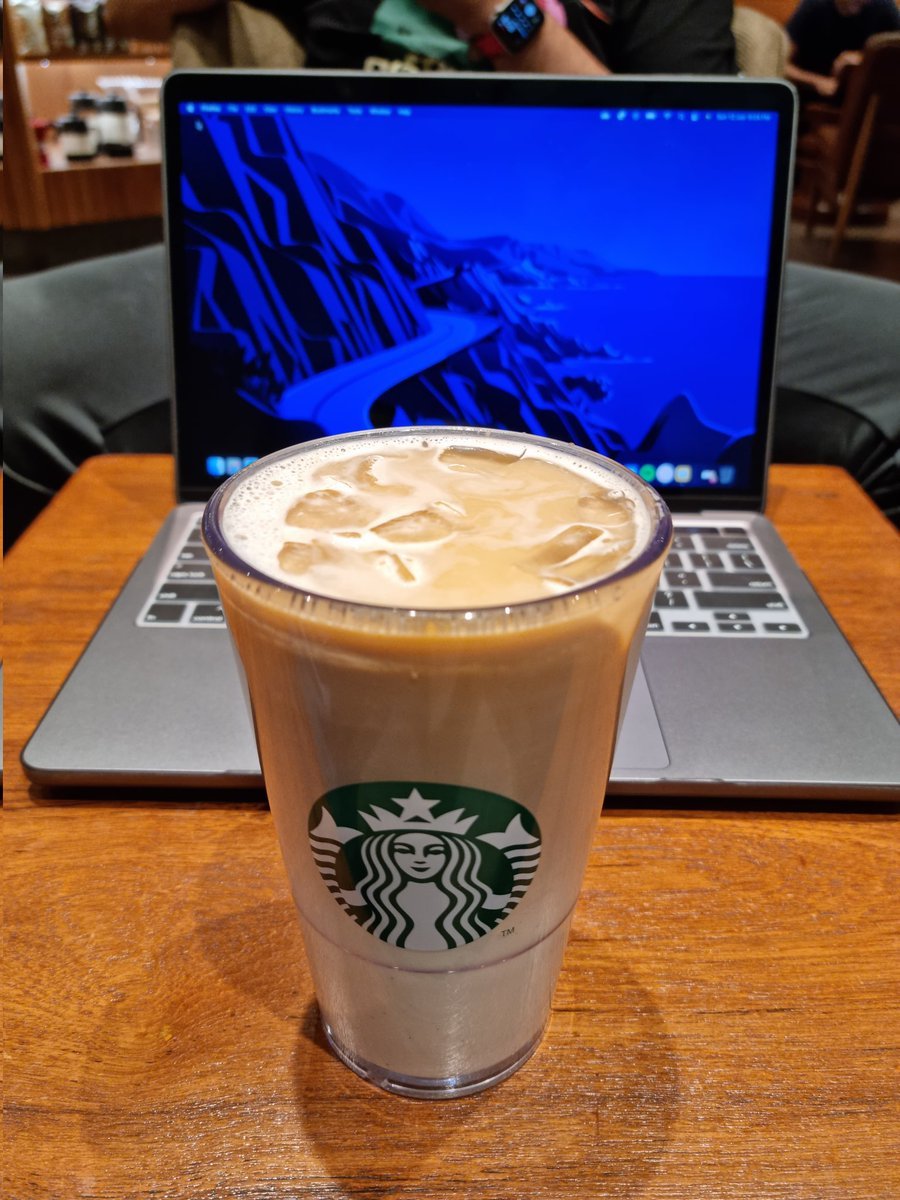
<box><xmin>22</xmin><ymin>69</ymin><xmax>899</xmax><ymax>798</ymax></box>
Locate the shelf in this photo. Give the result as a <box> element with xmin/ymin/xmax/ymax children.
<box><xmin>17</xmin><ymin>43</ymin><xmax>169</xmax><ymax>63</ymax></box>
<box><xmin>41</xmin><ymin>141</ymin><xmax>160</xmax><ymax>172</ymax></box>
<box><xmin>37</xmin><ymin>156</ymin><xmax>165</xmax><ymax>226</ymax></box>
<box><xmin>20</xmin><ymin>55</ymin><xmax>169</xmax><ymax>124</ymax></box>
<box><xmin>3</xmin><ymin>2</ymin><xmax>171</xmax><ymax>231</ymax></box>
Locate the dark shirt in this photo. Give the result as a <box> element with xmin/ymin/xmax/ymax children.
<box><xmin>786</xmin><ymin>0</ymin><xmax>900</xmax><ymax>77</ymax></box>
<box><xmin>597</xmin><ymin>0</ymin><xmax>737</xmax><ymax>73</ymax></box>
<box><xmin>248</xmin><ymin>0</ymin><xmax>736</xmax><ymax>74</ymax></box>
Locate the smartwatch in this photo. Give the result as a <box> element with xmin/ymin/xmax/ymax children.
<box><xmin>471</xmin><ymin>0</ymin><xmax>547</xmax><ymax>60</ymax></box>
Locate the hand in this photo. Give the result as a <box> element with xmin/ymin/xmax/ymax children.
<box><xmin>832</xmin><ymin>50</ymin><xmax>863</xmax><ymax>77</ymax></box>
<box><xmin>415</xmin><ymin>1</ymin><xmax>498</xmax><ymax>37</ymax></box>
<box><xmin>815</xmin><ymin>75</ymin><xmax>839</xmax><ymax>98</ymax></box>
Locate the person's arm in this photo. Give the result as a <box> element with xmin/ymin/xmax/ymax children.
<box><xmin>783</xmin><ymin>0</ymin><xmax>840</xmax><ymax>96</ymax></box>
<box><xmin>418</xmin><ymin>0</ymin><xmax>611</xmax><ymax>74</ymax></box>
<box><xmin>104</xmin><ymin>0</ymin><xmax>222</xmax><ymax>43</ymax></box>
<box><xmin>784</xmin><ymin>34</ymin><xmax>840</xmax><ymax>97</ymax></box>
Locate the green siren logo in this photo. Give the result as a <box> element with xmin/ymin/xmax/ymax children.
<box><xmin>309</xmin><ymin>783</ymin><xmax>541</xmax><ymax>951</ymax></box>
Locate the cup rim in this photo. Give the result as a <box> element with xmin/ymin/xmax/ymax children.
<box><xmin>201</xmin><ymin>427</ymin><xmax>673</xmax><ymax>623</ymax></box>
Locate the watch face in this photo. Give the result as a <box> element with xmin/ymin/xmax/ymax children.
<box><xmin>493</xmin><ymin>0</ymin><xmax>545</xmax><ymax>53</ymax></box>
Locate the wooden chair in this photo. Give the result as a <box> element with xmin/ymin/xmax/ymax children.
<box><xmin>801</xmin><ymin>33</ymin><xmax>900</xmax><ymax>264</ymax></box>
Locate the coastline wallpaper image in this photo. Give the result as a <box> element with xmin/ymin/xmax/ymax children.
<box><xmin>177</xmin><ymin>103</ymin><xmax>778</xmax><ymax>488</ymax></box>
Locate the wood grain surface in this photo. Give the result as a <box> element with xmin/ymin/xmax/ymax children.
<box><xmin>3</xmin><ymin>457</ymin><xmax>899</xmax><ymax>1200</ymax></box>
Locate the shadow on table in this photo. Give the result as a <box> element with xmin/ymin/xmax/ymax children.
<box><xmin>290</xmin><ymin>946</ymin><xmax>680</xmax><ymax>1200</ymax></box>
<box><xmin>189</xmin><ymin>886</ymin><xmax>679</xmax><ymax>1197</ymax></box>
<box><xmin>192</xmin><ymin>895</ymin><xmax>680</xmax><ymax>1196</ymax></box>
<box><xmin>66</xmin><ymin>878</ymin><xmax>675</xmax><ymax>1199</ymax></box>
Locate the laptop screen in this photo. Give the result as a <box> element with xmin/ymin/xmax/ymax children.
<box><xmin>163</xmin><ymin>72</ymin><xmax>795</xmax><ymax>508</ymax></box>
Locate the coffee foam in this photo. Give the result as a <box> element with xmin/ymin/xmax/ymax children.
<box><xmin>221</xmin><ymin>432</ymin><xmax>652</xmax><ymax>608</ymax></box>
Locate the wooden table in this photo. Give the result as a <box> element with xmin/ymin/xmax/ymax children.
<box><xmin>4</xmin><ymin>457</ymin><xmax>899</xmax><ymax>1200</ymax></box>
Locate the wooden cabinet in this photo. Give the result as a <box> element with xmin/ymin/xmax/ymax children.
<box><xmin>2</xmin><ymin>4</ymin><xmax>170</xmax><ymax>230</ymax></box>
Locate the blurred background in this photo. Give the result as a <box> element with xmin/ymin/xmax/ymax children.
<box><xmin>1</xmin><ymin>0</ymin><xmax>898</xmax><ymax>283</ymax></box>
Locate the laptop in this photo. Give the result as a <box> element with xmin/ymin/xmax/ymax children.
<box><xmin>22</xmin><ymin>69</ymin><xmax>900</xmax><ymax>798</ymax></box>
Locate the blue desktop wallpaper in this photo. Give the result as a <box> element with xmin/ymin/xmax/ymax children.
<box><xmin>177</xmin><ymin>103</ymin><xmax>779</xmax><ymax>488</ymax></box>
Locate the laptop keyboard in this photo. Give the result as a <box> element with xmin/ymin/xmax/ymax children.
<box><xmin>648</xmin><ymin>523</ymin><xmax>807</xmax><ymax>638</ymax></box>
<box><xmin>137</xmin><ymin>517</ymin><xmax>808</xmax><ymax>638</ymax></box>
<box><xmin>138</xmin><ymin>518</ymin><xmax>226</xmax><ymax>628</ymax></box>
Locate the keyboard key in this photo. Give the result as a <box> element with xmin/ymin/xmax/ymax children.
<box><xmin>672</xmin><ymin>621</ymin><xmax>711</xmax><ymax>633</ymax></box>
<box><xmin>190</xmin><ymin>603</ymin><xmax>226</xmax><ymax>625</ymax></box>
<box><xmin>167</xmin><ymin>563</ymin><xmax>215</xmax><ymax>582</ymax></box>
<box><xmin>717</xmin><ymin>621</ymin><xmax>755</xmax><ymax>633</ymax></box>
<box><xmin>655</xmin><ymin>589</ymin><xmax>689</xmax><ymax>609</ymax></box>
<box><xmin>664</xmin><ymin>570</ymin><xmax>701</xmax><ymax>589</ymax></box>
<box><xmin>729</xmin><ymin>552</ymin><xmax>764</xmax><ymax>570</ymax></box>
<box><xmin>177</xmin><ymin>546</ymin><xmax>208</xmax><ymax>562</ymax></box>
<box><xmin>713</xmin><ymin>610</ymin><xmax>751</xmax><ymax>622</ymax></box>
<box><xmin>707</xmin><ymin>571</ymin><xmax>775</xmax><ymax>590</ymax></box>
<box><xmin>695</xmin><ymin>591</ymin><xmax>788</xmax><ymax>610</ymax></box>
<box><xmin>665</xmin><ymin>552</ymin><xmax>683</xmax><ymax>569</ymax></box>
<box><xmin>700</xmin><ymin>535</ymin><xmax>754</xmax><ymax>551</ymax></box>
<box><xmin>647</xmin><ymin>612</ymin><xmax>663</xmax><ymax>632</ymax></box>
<box><xmin>672</xmin><ymin>534</ymin><xmax>696</xmax><ymax>551</ymax></box>
<box><xmin>721</xmin><ymin>526</ymin><xmax>748</xmax><ymax>535</ymax></box>
<box><xmin>678</xmin><ymin>525</ymin><xmax>719</xmax><ymax>535</ymax></box>
<box><xmin>763</xmin><ymin>622</ymin><xmax>803</xmax><ymax>634</ymax></box>
<box><xmin>690</xmin><ymin>552</ymin><xmax>723</xmax><ymax>570</ymax></box>
<box><xmin>156</xmin><ymin>582</ymin><xmax>220</xmax><ymax>603</ymax></box>
<box><xmin>144</xmin><ymin>603</ymin><xmax>186</xmax><ymax>624</ymax></box>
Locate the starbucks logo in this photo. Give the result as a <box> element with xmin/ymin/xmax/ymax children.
<box><xmin>309</xmin><ymin>783</ymin><xmax>541</xmax><ymax>951</ymax></box>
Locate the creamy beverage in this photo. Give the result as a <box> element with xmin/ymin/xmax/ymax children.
<box><xmin>222</xmin><ymin>433</ymin><xmax>651</xmax><ymax>606</ymax></box>
<box><xmin>203</xmin><ymin>427</ymin><xmax>671</xmax><ymax>1098</ymax></box>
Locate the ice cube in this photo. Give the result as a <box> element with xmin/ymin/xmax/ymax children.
<box><xmin>337</xmin><ymin>456</ymin><xmax>380</xmax><ymax>488</ymax></box>
<box><xmin>277</xmin><ymin>541</ymin><xmax>328</xmax><ymax>575</ymax></box>
<box><xmin>286</xmin><ymin>488</ymin><xmax>373</xmax><ymax>531</ymax></box>
<box><xmin>323</xmin><ymin>453</ymin><xmax>411</xmax><ymax>495</ymax></box>
<box><xmin>577</xmin><ymin>490</ymin><xmax>634</xmax><ymax>526</ymax></box>
<box><xmin>521</xmin><ymin>524</ymin><xmax>602</xmax><ymax>569</ymax></box>
<box><xmin>373</xmin><ymin>508</ymin><xmax>454</xmax><ymax>543</ymax></box>
<box><xmin>438</xmin><ymin>446</ymin><xmax>523</xmax><ymax>472</ymax></box>
<box><xmin>367</xmin><ymin>550</ymin><xmax>417</xmax><ymax>585</ymax></box>
<box><xmin>540</xmin><ymin>548</ymin><xmax>626</xmax><ymax>587</ymax></box>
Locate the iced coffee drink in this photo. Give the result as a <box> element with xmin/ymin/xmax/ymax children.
<box><xmin>203</xmin><ymin>427</ymin><xmax>671</xmax><ymax>1098</ymax></box>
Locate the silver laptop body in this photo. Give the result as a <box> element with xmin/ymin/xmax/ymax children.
<box><xmin>22</xmin><ymin>70</ymin><xmax>900</xmax><ymax>799</ymax></box>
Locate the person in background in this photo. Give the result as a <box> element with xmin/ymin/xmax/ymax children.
<box><xmin>785</xmin><ymin>0</ymin><xmax>900</xmax><ymax>98</ymax></box>
<box><xmin>104</xmin><ymin>0</ymin><xmax>737</xmax><ymax>76</ymax></box>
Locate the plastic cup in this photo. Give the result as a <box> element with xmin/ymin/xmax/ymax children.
<box><xmin>202</xmin><ymin>427</ymin><xmax>671</xmax><ymax>1098</ymax></box>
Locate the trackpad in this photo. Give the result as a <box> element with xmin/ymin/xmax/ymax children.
<box><xmin>612</xmin><ymin>660</ymin><xmax>669</xmax><ymax>770</ymax></box>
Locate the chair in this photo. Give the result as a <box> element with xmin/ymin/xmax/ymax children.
<box><xmin>172</xmin><ymin>0</ymin><xmax>306</xmax><ymax>69</ymax></box>
<box><xmin>732</xmin><ymin>5</ymin><xmax>788</xmax><ymax>78</ymax></box>
<box><xmin>800</xmin><ymin>32</ymin><xmax>900</xmax><ymax>264</ymax></box>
